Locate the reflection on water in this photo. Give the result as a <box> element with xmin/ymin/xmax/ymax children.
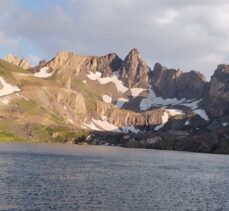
<box><xmin>0</xmin><ymin>143</ymin><xmax>228</xmax><ymax>211</ymax></box>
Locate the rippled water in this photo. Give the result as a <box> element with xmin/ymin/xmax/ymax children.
<box><xmin>0</xmin><ymin>143</ymin><xmax>228</xmax><ymax>211</ymax></box>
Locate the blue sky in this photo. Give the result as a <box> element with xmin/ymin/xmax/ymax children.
<box><xmin>1</xmin><ymin>0</ymin><xmax>229</xmax><ymax>78</ymax></box>
<box><xmin>18</xmin><ymin>0</ymin><xmax>66</xmax><ymax>11</ymax></box>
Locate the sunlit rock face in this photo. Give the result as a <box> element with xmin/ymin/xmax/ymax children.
<box><xmin>119</xmin><ymin>49</ymin><xmax>150</xmax><ymax>89</ymax></box>
<box><xmin>5</xmin><ymin>54</ymin><xmax>31</xmax><ymax>69</ymax></box>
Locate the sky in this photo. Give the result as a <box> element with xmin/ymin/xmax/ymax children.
<box><xmin>1</xmin><ymin>0</ymin><xmax>229</xmax><ymax>79</ymax></box>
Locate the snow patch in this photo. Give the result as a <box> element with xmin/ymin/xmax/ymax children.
<box><xmin>87</xmin><ymin>71</ymin><xmax>101</xmax><ymax>80</ymax></box>
<box><xmin>166</xmin><ymin>109</ymin><xmax>184</xmax><ymax>116</ymax></box>
<box><xmin>87</xmin><ymin>71</ymin><xmax>128</xmax><ymax>93</ymax></box>
<box><xmin>154</xmin><ymin>109</ymin><xmax>184</xmax><ymax>131</ymax></box>
<box><xmin>193</xmin><ymin>109</ymin><xmax>209</xmax><ymax>121</ymax></box>
<box><xmin>102</xmin><ymin>95</ymin><xmax>112</xmax><ymax>104</ymax></box>
<box><xmin>116</xmin><ymin>98</ymin><xmax>129</xmax><ymax>108</ymax></box>
<box><xmin>82</xmin><ymin>80</ymin><xmax>87</xmax><ymax>84</ymax></box>
<box><xmin>130</xmin><ymin>88</ymin><xmax>145</xmax><ymax>98</ymax></box>
<box><xmin>92</xmin><ymin>117</ymin><xmax>121</xmax><ymax>132</ymax></box>
<box><xmin>140</xmin><ymin>87</ymin><xmax>209</xmax><ymax>121</ymax></box>
<box><xmin>0</xmin><ymin>96</ymin><xmax>10</xmax><ymax>105</ymax></box>
<box><xmin>140</xmin><ymin>88</ymin><xmax>186</xmax><ymax>111</ymax></box>
<box><xmin>222</xmin><ymin>122</ymin><xmax>228</xmax><ymax>127</ymax></box>
<box><xmin>83</xmin><ymin>121</ymin><xmax>100</xmax><ymax>131</ymax></box>
<box><xmin>34</xmin><ymin>67</ymin><xmax>54</xmax><ymax>78</ymax></box>
<box><xmin>185</xmin><ymin>120</ymin><xmax>190</xmax><ymax>126</ymax></box>
<box><xmin>121</xmin><ymin>125</ymin><xmax>140</xmax><ymax>134</ymax></box>
<box><xmin>0</xmin><ymin>77</ymin><xmax>20</xmax><ymax>97</ymax></box>
<box><xmin>84</xmin><ymin>115</ymin><xmax>140</xmax><ymax>134</ymax></box>
<box><xmin>68</xmin><ymin>119</ymin><xmax>74</xmax><ymax>124</ymax></box>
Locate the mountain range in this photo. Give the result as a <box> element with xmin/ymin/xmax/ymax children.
<box><xmin>1</xmin><ymin>49</ymin><xmax>228</xmax><ymax>153</ymax></box>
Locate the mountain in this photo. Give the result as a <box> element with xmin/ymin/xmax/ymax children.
<box><xmin>0</xmin><ymin>49</ymin><xmax>228</xmax><ymax>153</ymax></box>
<box><xmin>150</xmin><ymin>63</ymin><xmax>206</xmax><ymax>99</ymax></box>
<box><xmin>5</xmin><ymin>54</ymin><xmax>31</xmax><ymax>69</ymax></box>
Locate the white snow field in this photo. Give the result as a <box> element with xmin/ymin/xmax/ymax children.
<box><xmin>130</xmin><ymin>88</ymin><xmax>145</xmax><ymax>98</ymax></box>
<box><xmin>102</xmin><ymin>95</ymin><xmax>112</xmax><ymax>103</ymax></box>
<box><xmin>116</xmin><ymin>98</ymin><xmax>129</xmax><ymax>108</ymax></box>
<box><xmin>87</xmin><ymin>71</ymin><xmax>128</xmax><ymax>93</ymax></box>
<box><xmin>84</xmin><ymin>115</ymin><xmax>140</xmax><ymax>134</ymax></box>
<box><xmin>140</xmin><ymin>87</ymin><xmax>209</xmax><ymax>121</ymax></box>
<box><xmin>154</xmin><ymin>109</ymin><xmax>184</xmax><ymax>131</ymax></box>
<box><xmin>0</xmin><ymin>77</ymin><xmax>20</xmax><ymax>97</ymax></box>
<box><xmin>34</xmin><ymin>67</ymin><xmax>54</xmax><ymax>78</ymax></box>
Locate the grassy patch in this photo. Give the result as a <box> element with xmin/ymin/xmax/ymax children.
<box><xmin>49</xmin><ymin>112</ymin><xmax>65</xmax><ymax>124</ymax></box>
<box><xmin>0</xmin><ymin>59</ymin><xmax>29</xmax><ymax>85</ymax></box>
<box><xmin>0</xmin><ymin>59</ymin><xmax>29</xmax><ymax>73</ymax></box>
<box><xmin>0</xmin><ymin>129</ymin><xmax>25</xmax><ymax>142</ymax></box>
<box><xmin>20</xmin><ymin>79</ymin><xmax>45</xmax><ymax>88</ymax></box>
<box><xmin>75</xmin><ymin>80</ymin><xmax>101</xmax><ymax>112</ymax></box>
<box><xmin>31</xmin><ymin>125</ymin><xmax>89</xmax><ymax>143</ymax></box>
<box><xmin>10</xmin><ymin>98</ymin><xmax>47</xmax><ymax>115</ymax></box>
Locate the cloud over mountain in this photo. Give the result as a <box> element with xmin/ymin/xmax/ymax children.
<box><xmin>1</xmin><ymin>0</ymin><xmax>229</xmax><ymax>79</ymax></box>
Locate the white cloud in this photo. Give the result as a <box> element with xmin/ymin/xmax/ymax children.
<box><xmin>27</xmin><ymin>55</ymin><xmax>41</xmax><ymax>66</ymax></box>
<box><xmin>0</xmin><ymin>32</ymin><xmax>18</xmax><ymax>47</ymax></box>
<box><xmin>1</xmin><ymin>0</ymin><xmax>229</xmax><ymax>79</ymax></box>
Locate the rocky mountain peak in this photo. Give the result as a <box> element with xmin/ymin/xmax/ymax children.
<box><xmin>150</xmin><ymin>63</ymin><xmax>206</xmax><ymax>99</ymax></box>
<box><xmin>128</xmin><ymin>48</ymin><xmax>141</xmax><ymax>56</ymax></box>
<box><xmin>205</xmin><ymin>64</ymin><xmax>229</xmax><ymax>117</ymax></box>
<box><xmin>5</xmin><ymin>54</ymin><xmax>31</xmax><ymax>69</ymax></box>
<box><xmin>214</xmin><ymin>64</ymin><xmax>229</xmax><ymax>76</ymax></box>
<box><xmin>119</xmin><ymin>48</ymin><xmax>150</xmax><ymax>88</ymax></box>
<box><xmin>53</xmin><ymin>51</ymin><xmax>74</xmax><ymax>65</ymax></box>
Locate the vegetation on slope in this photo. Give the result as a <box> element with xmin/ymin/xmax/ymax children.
<box><xmin>75</xmin><ymin>80</ymin><xmax>101</xmax><ymax>113</ymax></box>
<box><xmin>0</xmin><ymin>59</ymin><xmax>28</xmax><ymax>85</ymax></box>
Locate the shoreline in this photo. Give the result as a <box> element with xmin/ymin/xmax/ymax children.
<box><xmin>0</xmin><ymin>134</ymin><xmax>228</xmax><ymax>155</ymax></box>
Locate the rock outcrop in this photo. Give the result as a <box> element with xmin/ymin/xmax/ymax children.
<box><xmin>205</xmin><ymin>64</ymin><xmax>229</xmax><ymax>117</ymax></box>
<box><xmin>5</xmin><ymin>54</ymin><xmax>30</xmax><ymax>69</ymax></box>
<box><xmin>47</xmin><ymin>51</ymin><xmax>123</xmax><ymax>77</ymax></box>
<box><xmin>150</xmin><ymin>63</ymin><xmax>206</xmax><ymax>99</ymax></box>
<box><xmin>119</xmin><ymin>49</ymin><xmax>150</xmax><ymax>88</ymax></box>
<box><xmin>30</xmin><ymin>59</ymin><xmax>48</xmax><ymax>73</ymax></box>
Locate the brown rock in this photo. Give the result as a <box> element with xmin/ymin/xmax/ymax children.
<box><xmin>205</xmin><ymin>64</ymin><xmax>229</xmax><ymax>117</ymax></box>
<box><xmin>5</xmin><ymin>54</ymin><xmax>31</xmax><ymax>69</ymax></box>
<box><xmin>119</xmin><ymin>49</ymin><xmax>150</xmax><ymax>88</ymax></box>
<box><xmin>150</xmin><ymin>63</ymin><xmax>206</xmax><ymax>99</ymax></box>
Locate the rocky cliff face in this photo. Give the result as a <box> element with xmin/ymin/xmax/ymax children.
<box><xmin>150</xmin><ymin>63</ymin><xmax>206</xmax><ymax>99</ymax></box>
<box><xmin>205</xmin><ymin>64</ymin><xmax>229</xmax><ymax>117</ymax></box>
<box><xmin>119</xmin><ymin>49</ymin><xmax>150</xmax><ymax>88</ymax></box>
<box><xmin>5</xmin><ymin>54</ymin><xmax>30</xmax><ymax>69</ymax></box>
<box><xmin>48</xmin><ymin>51</ymin><xmax>122</xmax><ymax>77</ymax></box>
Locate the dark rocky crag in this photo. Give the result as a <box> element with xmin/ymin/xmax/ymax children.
<box><xmin>150</xmin><ymin>63</ymin><xmax>207</xmax><ymax>99</ymax></box>
<box><xmin>204</xmin><ymin>64</ymin><xmax>229</xmax><ymax>117</ymax></box>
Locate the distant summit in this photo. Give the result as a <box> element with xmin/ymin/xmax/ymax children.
<box><xmin>5</xmin><ymin>54</ymin><xmax>31</xmax><ymax>69</ymax></box>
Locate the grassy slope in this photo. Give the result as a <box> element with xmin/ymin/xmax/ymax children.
<box><xmin>75</xmin><ymin>80</ymin><xmax>101</xmax><ymax>113</ymax></box>
<box><xmin>0</xmin><ymin>59</ymin><xmax>28</xmax><ymax>85</ymax></box>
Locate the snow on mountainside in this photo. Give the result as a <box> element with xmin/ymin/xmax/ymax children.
<box><xmin>33</xmin><ymin>67</ymin><xmax>54</xmax><ymax>78</ymax></box>
<box><xmin>140</xmin><ymin>86</ymin><xmax>209</xmax><ymax>121</ymax></box>
<box><xmin>0</xmin><ymin>77</ymin><xmax>20</xmax><ymax>97</ymax></box>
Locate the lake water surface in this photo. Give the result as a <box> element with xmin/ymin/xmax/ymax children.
<box><xmin>0</xmin><ymin>143</ymin><xmax>228</xmax><ymax>211</ymax></box>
